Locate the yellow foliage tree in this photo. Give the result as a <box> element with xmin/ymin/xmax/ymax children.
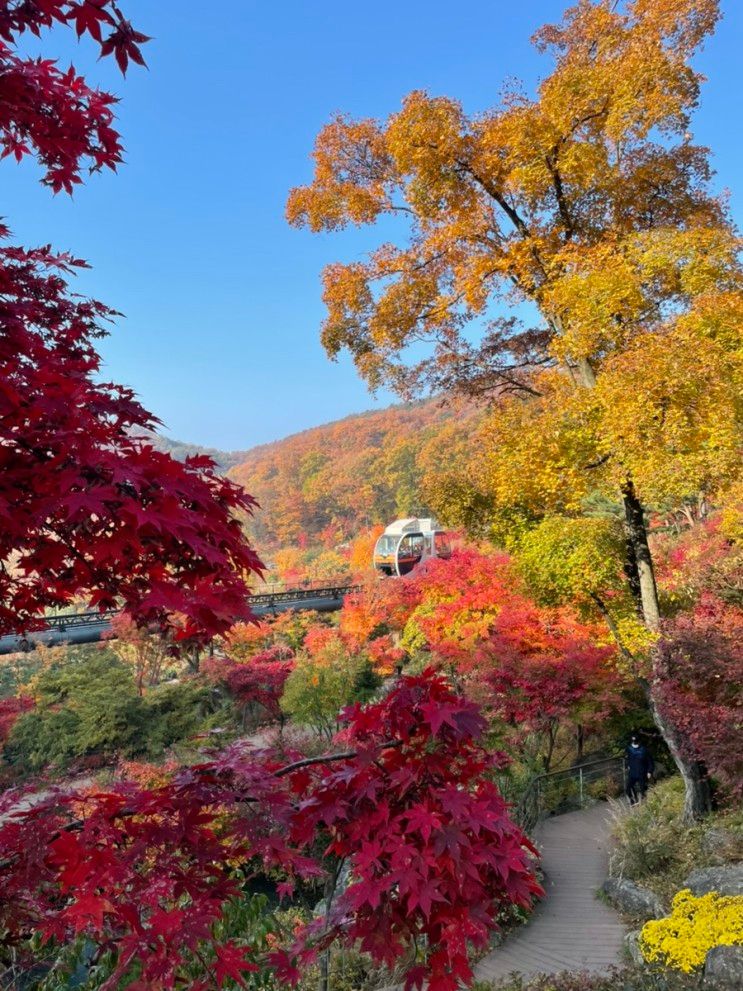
<box><xmin>288</xmin><ymin>0</ymin><xmax>740</xmax><ymax>819</ymax></box>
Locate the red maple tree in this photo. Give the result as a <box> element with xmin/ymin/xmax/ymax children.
<box><xmin>203</xmin><ymin>644</ymin><xmax>295</xmax><ymax>724</ymax></box>
<box><xmin>0</xmin><ymin>2</ymin><xmax>263</xmax><ymax>641</ymax></box>
<box><xmin>654</xmin><ymin>594</ymin><xmax>743</xmax><ymax>803</ymax></box>
<box><xmin>341</xmin><ymin>551</ymin><xmax>625</xmax><ymax>766</ymax></box>
<box><xmin>0</xmin><ymin>669</ymin><xmax>541</xmax><ymax>991</ymax></box>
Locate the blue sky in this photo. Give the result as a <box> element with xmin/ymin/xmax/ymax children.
<box><xmin>6</xmin><ymin>1</ymin><xmax>742</xmax><ymax>449</ymax></box>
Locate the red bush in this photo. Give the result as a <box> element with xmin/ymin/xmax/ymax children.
<box><xmin>203</xmin><ymin>647</ymin><xmax>295</xmax><ymax>724</ymax></box>
<box><xmin>0</xmin><ymin>696</ymin><xmax>34</xmax><ymax>746</ymax></box>
<box><xmin>654</xmin><ymin>594</ymin><xmax>743</xmax><ymax>802</ymax></box>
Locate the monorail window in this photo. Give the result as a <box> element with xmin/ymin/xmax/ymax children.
<box><xmin>375</xmin><ymin>535</ymin><xmax>397</xmax><ymax>555</ymax></box>
<box><xmin>399</xmin><ymin>534</ymin><xmax>424</xmax><ymax>559</ymax></box>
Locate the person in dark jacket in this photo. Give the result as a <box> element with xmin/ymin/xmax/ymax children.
<box><xmin>625</xmin><ymin>733</ymin><xmax>655</xmax><ymax>804</ymax></box>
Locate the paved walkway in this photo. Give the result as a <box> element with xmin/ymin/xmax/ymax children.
<box><xmin>475</xmin><ymin>803</ymin><xmax>625</xmax><ymax>984</ymax></box>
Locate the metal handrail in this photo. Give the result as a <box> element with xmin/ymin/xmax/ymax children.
<box><xmin>253</xmin><ymin>576</ymin><xmax>354</xmax><ymax>596</ymax></box>
<box><xmin>514</xmin><ymin>754</ymin><xmax>626</xmax><ymax>834</ymax></box>
<box><xmin>18</xmin><ymin>581</ymin><xmax>361</xmax><ymax>629</ymax></box>
<box><xmin>248</xmin><ymin>583</ymin><xmax>361</xmax><ymax>607</ymax></box>
<box><xmin>0</xmin><ymin>581</ymin><xmax>365</xmax><ymax>653</ymax></box>
<box><xmin>33</xmin><ymin>609</ymin><xmax>120</xmax><ymax>632</ymax></box>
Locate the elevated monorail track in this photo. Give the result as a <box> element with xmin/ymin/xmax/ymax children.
<box><xmin>0</xmin><ymin>581</ymin><xmax>362</xmax><ymax>655</ymax></box>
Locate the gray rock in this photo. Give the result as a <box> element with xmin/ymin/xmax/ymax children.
<box><xmin>703</xmin><ymin>945</ymin><xmax>743</xmax><ymax>988</ymax></box>
<box><xmin>624</xmin><ymin>930</ymin><xmax>645</xmax><ymax>967</ymax></box>
<box><xmin>602</xmin><ymin>876</ymin><xmax>665</xmax><ymax>920</ymax></box>
<box><xmin>684</xmin><ymin>863</ymin><xmax>743</xmax><ymax>897</ymax></box>
<box><xmin>701</xmin><ymin>828</ymin><xmax>742</xmax><ymax>864</ymax></box>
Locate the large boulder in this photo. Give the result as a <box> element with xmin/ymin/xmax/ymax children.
<box><xmin>683</xmin><ymin>864</ymin><xmax>743</xmax><ymax>897</ymax></box>
<box><xmin>703</xmin><ymin>945</ymin><xmax>743</xmax><ymax>988</ymax></box>
<box><xmin>602</xmin><ymin>877</ymin><xmax>665</xmax><ymax>920</ymax></box>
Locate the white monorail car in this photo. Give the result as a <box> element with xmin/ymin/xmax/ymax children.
<box><xmin>372</xmin><ymin>518</ymin><xmax>451</xmax><ymax>577</ymax></box>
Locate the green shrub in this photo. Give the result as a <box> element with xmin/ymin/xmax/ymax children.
<box><xmin>281</xmin><ymin>640</ymin><xmax>381</xmax><ymax>738</ymax></box>
<box><xmin>540</xmin><ymin>776</ymin><xmax>581</xmax><ymax>814</ymax></box>
<box><xmin>292</xmin><ymin>945</ymin><xmax>380</xmax><ymax>991</ymax></box>
<box><xmin>141</xmin><ymin>679</ymin><xmax>212</xmax><ymax>752</ymax></box>
<box><xmin>586</xmin><ymin>772</ymin><xmax>624</xmax><ymax>801</ymax></box>
<box><xmin>494</xmin><ymin>758</ymin><xmax>543</xmax><ymax>809</ymax></box>
<box><xmin>5</xmin><ymin>654</ymin><xmax>146</xmax><ymax>772</ymax></box>
<box><xmin>4</xmin><ymin>654</ymin><xmax>213</xmax><ymax>775</ymax></box>
<box><xmin>609</xmin><ymin>779</ymin><xmax>702</xmax><ymax>899</ymax></box>
<box><xmin>609</xmin><ymin>777</ymin><xmax>743</xmax><ymax>901</ymax></box>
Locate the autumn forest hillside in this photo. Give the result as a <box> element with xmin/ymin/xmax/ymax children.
<box><xmin>157</xmin><ymin>399</ymin><xmax>482</xmax><ymax>557</ymax></box>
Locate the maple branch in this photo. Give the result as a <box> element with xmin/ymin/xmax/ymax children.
<box><xmin>274</xmin><ymin>739</ymin><xmax>402</xmax><ymax>777</ymax></box>
<box><xmin>589</xmin><ymin>593</ymin><xmax>638</xmax><ymax>666</ymax></box>
<box><xmin>0</xmin><ymin>739</ymin><xmax>407</xmax><ymax>872</ymax></box>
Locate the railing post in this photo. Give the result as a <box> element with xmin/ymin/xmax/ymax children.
<box><xmin>579</xmin><ymin>767</ymin><xmax>584</xmax><ymax>808</ymax></box>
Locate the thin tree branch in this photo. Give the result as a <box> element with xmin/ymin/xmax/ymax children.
<box><xmin>589</xmin><ymin>593</ymin><xmax>638</xmax><ymax>666</ymax></box>
<box><xmin>274</xmin><ymin>739</ymin><xmax>402</xmax><ymax>778</ymax></box>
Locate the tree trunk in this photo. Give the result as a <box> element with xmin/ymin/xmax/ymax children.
<box><xmin>543</xmin><ymin>720</ymin><xmax>557</xmax><ymax>772</ymax></box>
<box><xmin>576</xmin><ymin>356</ymin><xmax>597</xmax><ymax>389</ymax></box>
<box><xmin>318</xmin><ymin>860</ymin><xmax>343</xmax><ymax>991</ymax></box>
<box><xmin>621</xmin><ymin>481</ymin><xmax>660</xmax><ymax>632</ymax></box>
<box><xmin>622</xmin><ymin>480</ymin><xmax>711</xmax><ymax>822</ymax></box>
<box><xmin>318</xmin><ymin>950</ymin><xmax>330</xmax><ymax>991</ymax></box>
<box><xmin>185</xmin><ymin>644</ymin><xmax>200</xmax><ymax>673</ymax></box>
<box><xmin>640</xmin><ymin>677</ymin><xmax>712</xmax><ymax>822</ymax></box>
<box><xmin>622</xmin><ymin>533</ymin><xmax>644</xmax><ymax>618</ymax></box>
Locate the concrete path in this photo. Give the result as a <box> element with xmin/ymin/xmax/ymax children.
<box><xmin>0</xmin><ymin>776</ymin><xmax>94</xmax><ymax>825</ymax></box>
<box><xmin>475</xmin><ymin>803</ymin><xmax>625</xmax><ymax>984</ymax></box>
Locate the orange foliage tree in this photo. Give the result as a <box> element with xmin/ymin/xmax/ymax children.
<box><xmin>348</xmin><ymin>524</ymin><xmax>384</xmax><ymax>575</ymax></box>
<box><xmin>340</xmin><ymin>574</ymin><xmax>415</xmax><ymax>646</ymax></box>
<box><xmin>288</xmin><ymin>0</ymin><xmax>739</xmax><ymax>819</ymax></box>
<box><xmin>339</xmin><ymin>550</ymin><xmax>626</xmax><ymax>764</ymax></box>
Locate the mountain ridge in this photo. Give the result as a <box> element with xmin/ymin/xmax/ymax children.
<box><xmin>150</xmin><ymin>397</ymin><xmax>482</xmax><ymax>552</ymax></box>
<box><xmin>150</xmin><ymin>398</ymin><xmax>441</xmax><ymax>470</ymax></box>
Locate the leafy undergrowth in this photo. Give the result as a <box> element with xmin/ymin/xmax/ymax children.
<box><xmin>608</xmin><ymin>778</ymin><xmax>743</xmax><ymax>903</ymax></box>
<box><xmin>0</xmin><ymin>670</ymin><xmax>543</xmax><ymax>991</ymax></box>
<box><xmin>479</xmin><ymin>963</ymin><xmax>703</xmax><ymax>990</ymax></box>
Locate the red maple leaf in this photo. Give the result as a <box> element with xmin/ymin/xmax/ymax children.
<box><xmin>214</xmin><ymin>942</ymin><xmax>259</xmax><ymax>988</ymax></box>
<box><xmin>62</xmin><ymin>893</ymin><xmax>115</xmax><ymax>933</ymax></box>
<box><xmin>67</xmin><ymin>1</ymin><xmax>114</xmax><ymax>41</ymax></box>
